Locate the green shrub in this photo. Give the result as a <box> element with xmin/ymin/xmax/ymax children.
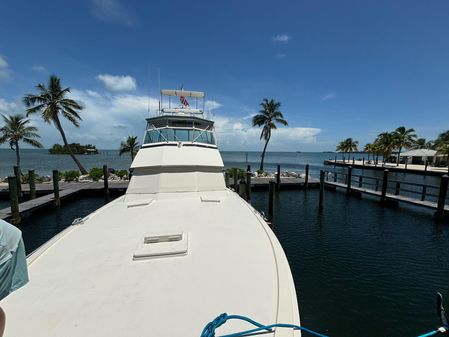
<box><xmin>225</xmin><ymin>167</ymin><xmax>246</xmax><ymax>179</ymax></box>
<box><xmin>89</xmin><ymin>167</ymin><xmax>104</xmax><ymax>181</ymax></box>
<box><xmin>62</xmin><ymin>170</ymin><xmax>80</xmax><ymax>182</ymax></box>
<box><xmin>115</xmin><ymin>169</ymin><xmax>128</xmax><ymax>179</ymax></box>
<box><xmin>256</xmin><ymin>169</ymin><xmax>264</xmax><ymax>175</ymax></box>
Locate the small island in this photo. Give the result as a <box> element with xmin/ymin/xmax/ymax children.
<box><xmin>49</xmin><ymin>143</ymin><xmax>99</xmax><ymax>155</ymax></box>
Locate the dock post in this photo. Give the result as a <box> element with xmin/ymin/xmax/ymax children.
<box><xmin>334</xmin><ymin>171</ymin><xmax>337</xmax><ymax>182</ymax></box>
<box><xmin>358</xmin><ymin>175</ymin><xmax>363</xmax><ymax>188</ymax></box>
<box><xmin>247</xmin><ymin>165</ymin><xmax>251</xmax><ymax>173</ymax></box>
<box><xmin>7</xmin><ymin>176</ymin><xmax>21</xmax><ymax>225</ymax></box>
<box><xmin>305</xmin><ymin>164</ymin><xmax>309</xmax><ymax>190</ymax></box>
<box><xmin>268</xmin><ymin>181</ymin><xmax>275</xmax><ymax>224</ymax></box>
<box><xmin>29</xmin><ymin>169</ymin><xmax>36</xmax><ymax>200</ymax></box>
<box><xmin>395</xmin><ymin>182</ymin><xmax>400</xmax><ymax>195</ymax></box>
<box><xmin>346</xmin><ymin>166</ymin><xmax>352</xmax><ymax>195</ymax></box>
<box><xmin>424</xmin><ymin>161</ymin><xmax>428</xmax><ymax>173</ymax></box>
<box><xmin>224</xmin><ymin>172</ymin><xmax>230</xmax><ymax>188</ymax></box>
<box><xmin>52</xmin><ymin>170</ymin><xmax>60</xmax><ymax>207</ymax></box>
<box><xmin>435</xmin><ymin>175</ymin><xmax>449</xmax><ymax>220</ymax></box>
<box><xmin>405</xmin><ymin>157</ymin><xmax>408</xmax><ymax>170</ymax></box>
<box><xmin>13</xmin><ymin>165</ymin><xmax>22</xmax><ymax>200</ymax></box>
<box><xmin>276</xmin><ymin>165</ymin><xmax>281</xmax><ymax>191</ymax></box>
<box><xmin>334</xmin><ymin>156</ymin><xmax>337</xmax><ymax>166</ymax></box>
<box><xmin>319</xmin><ymin>170</ymin><xmax>325</xmax><ymax>210</ymax></box>
<box><xmin>421</xmin><ymin>185</ymin><xmax>427</xmax><ymax>201</ymax></box>
<box><xmin>103</xmin><ymin>165</ymin><xmax>109</xmax><ymax>195</ymax></box>
<box><xmin>380</xmin><ymin>169</ymin><xmax>389</xmax><ymax>204</ymax></box>
<box><xmin>362</xmin><ymin>157</ymin><xmax>365</xmax><ymax>166</ymax></box>
<box><xmin>352</xmin><ymin>157</ymin><xmax>355</xmax><ymax>165</ymax></box>
<box><xmin>233</xmin><ymin>169</ymin><xmax>238</xmax><ymax>193</ymax></box>
<box><xmin>246</xmin><ymin>171</ymin><xmax>251</xmax><ymax>202</ymax></box>
<box><xmin>375</xmin><ymin>179</ymin><xmax>379</xmax><ymax>191</ymax></box>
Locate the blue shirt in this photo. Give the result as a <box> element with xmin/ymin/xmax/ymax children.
<box><xmin>0</xmin><ymin>219</ymin><xmax>29</xmax><ymax>300</ymax></box>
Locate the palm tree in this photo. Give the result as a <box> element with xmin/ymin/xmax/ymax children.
<box><xmin>393</xmin><ymin>126</ymin><xmax>416</xmax><ymax>165</ymax></box>
<box><xmin>336</xmin><ymin>138</ymin><xmax>358</xmax><ymax>163</ymax></box>
<box><xmin>375</xmin><ymin>132</ymin><xmax>396</xmax><ymax>164</ymax></box>
<box><xmin>119</xmin><ymin>136</ymin><xmax>139</xmax><ymax>161</ymax></box>
<box><xmin>0</xmin><ymin>114</ymin><xmax>43</xmax><ymax>168</ymax></box>
<box><xmin>23</xmin><ymin>75</ymin><xmax>88</xmax><ymax>174</ymax></box>
<box><xmin>364</xmin><ymin>143</ymin><xmax>374</xmax><ymax>161</ymax></box>
<box><xmin>436</xmin><ymin>143</ymin><xmax>449</xmax><ymax>167</ymax></box>
<box><xmin>434</xmin><ymin>130</ymin><xmax>449</xmax><ymax>149</ymax></box>
<box><xmin>252</xmin><ymin>99</ymin><xmax>288</xmax><ymax>171</ymax></box>
<box><xmin>411</xmin><ymin>138</ymin><xmax>434</xmax><ymax>150</ymax></box>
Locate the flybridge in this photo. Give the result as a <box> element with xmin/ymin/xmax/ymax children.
<box><xmin>158</xmin><ymin>89</ymin><xmax>207</xmax><ymax>117</ymax></box>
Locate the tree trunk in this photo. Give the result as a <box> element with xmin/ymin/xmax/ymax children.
<box><xmin>259</xmin><ymin>136</ymin><xmax>270</xmax><ymax>171</ymax></box>
<box><xmin>15</xmin><ymin>141</ymin><xmax>20</xmax><ymax>168</ymax></box>
<box><xmin>396</xmin><ymin>146</ymin><xmax>402</xmax><ymax>166</ymax></box>
<box><xmin>131</xmin><ymin>151</ymin><xmax>134</xmax><ymax>162</ymax></box>
<box><xmin>54</xmin><ymin>115</ymin><xmax>88</xmax><ymax>174</ymax></box>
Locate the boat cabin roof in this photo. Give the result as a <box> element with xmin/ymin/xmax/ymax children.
<box><xmin>146</xmin><ymin>115</ymin><xmax>214</xmax><ymax>130</ymax></box>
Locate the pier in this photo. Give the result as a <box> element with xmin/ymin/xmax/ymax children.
<box><xmin>324</xmin><ymin>159</ymin><xmax>449</xmax><ymax>176</ymax></box>
<box><xmin>319</xmin><ymin>167</ymin><xmax>449</xmax><ymax>220</ymax></box>
<box><xmin>0</xmin><ymin>164</ymin><xmax>318</xmax><ymax>223</ymax></box>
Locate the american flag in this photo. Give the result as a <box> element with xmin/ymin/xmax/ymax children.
<box><xmin>179</xmin><ymin>86</ymin><xmax>189</xmax><ymax>107</ymax></box>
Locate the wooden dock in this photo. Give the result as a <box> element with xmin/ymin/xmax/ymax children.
<box><xmin>0</xmin><ymin>181</ymin><xmax>128</xmax><ymax>221</ymax></box>
<box><xmin>320</xmin><ymin>167</ymin><xmax>449</xmax><ymax>219</ymax></box>
<box><xmin>324</xmin><ymin>159</ymin><xmax>449</xmax><ymax>176</ymax></box>
<box><xmin>0</xmin><ymin>177</ymin><xmax>317</xmax><ymax>221</ymax></box>
<box><xmin>325</xmin><ymin>180</ymin><xmax>449</xmax><ymax>212</ymax></box>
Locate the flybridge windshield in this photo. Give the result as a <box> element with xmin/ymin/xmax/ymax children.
<box><xmin>144</xmin><ymin>127</ymin><xmax>216</xmax><ymax>145</ymax></box>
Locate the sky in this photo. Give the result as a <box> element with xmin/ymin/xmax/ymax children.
<box><xmin>1</xmin><ymin>0</ymin><xmax>449</xmax><ymax>151</ymax></box>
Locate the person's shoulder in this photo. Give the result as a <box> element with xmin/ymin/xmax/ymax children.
<box><xmin>0</xmin><ymin>220</ymin><xmax>22</xmax><ymax>252</ymax></box>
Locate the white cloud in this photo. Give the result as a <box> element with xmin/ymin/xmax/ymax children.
<box><xmin>32</xmin><ymin>65</ymin><xmax>46</xmax><ymax>73</ymax></box>
<box><xmin>321</xmin><ymin>93</ymin><xmax>337</xmax><ymax>101</ymax></box>
<box><xmin>97</xmin><ymin>74</ymin><xmax>137</xmax><ymax>91</ymax></box>
<box><xmin>214</xmin><ymin>114</ymin><xmax>321</xmax><ymax>151</ymax></box>
<box><xmin>205</xmin><ymin>100</ymin><xmax>222</xmax><ymax>111</ymax></box>
<box><xmin>0</xmin><ymin>55</ymin><xmax>10</xmax><ymax>79</ymax></box>
<box><xmin>276</xmin><ymin>53</ymin><xmax>287</xmax><ymax>59</ymax></box>
<box><xmin>90</xmin><ymin>0</ymin><xmax>137</xmax><ymax>26</ymax></box>
<box><xmin>272</xmin><ymin>34</ymin><xmax>290</xmax><ymax>43</ymax></box>
<box><xmin>0</xmin><ymin>98</ymin><xmax>18</xmax><ymax>114</ymax></box>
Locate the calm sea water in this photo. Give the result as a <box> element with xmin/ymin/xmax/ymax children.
<box><xmin>15</xmin><ymin>190</ymin><xmax>449</xmax><ymax>337</ymax></box>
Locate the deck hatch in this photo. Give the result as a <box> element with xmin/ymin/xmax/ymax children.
<box><xmin>133</xmin><ymin>232</ymin><xmax>188</xmax><ymax>260</ymax></box>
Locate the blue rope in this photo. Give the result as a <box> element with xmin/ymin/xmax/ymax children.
<box><xmin>200</xmin><ymin>313</ymin><xmax>448</xmax><ymax>337</ymax></box>
<box><xmin>200</xmin><ymin>313</ymin><xmax>329</xmax><ymax>337</ymax></box>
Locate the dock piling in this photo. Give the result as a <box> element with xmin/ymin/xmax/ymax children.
<box><xmin>421</xmin><ymin>185</ymin><xmax>427</xmax><ymax>201</ymax></box>
<box><xmin>435</xmin><ymin>175</ymin><xmax>449</xmax><ymax>220</ymax></box>
<box><xmin>268</xmin><ymin>181</ymin><xmax>274</xmax><ymax>225</ymax></box>
<box><xmin>362</xmin><ymin>158</ymin><xmax>365</xmax><ymax>166</ymax></box>
<box><xmin>405</xmin><ymin>157</ymin><xmax>408</xmax><ymax>170</ymax></box>
<box><xmin>246</xmin><ymin>171</ymin><xmax>251</xmax><ymax>202</ymax></box>
<box><xmin>352</xmin><ymin>157</ymin><xmax>355</xmax><ymax>165</ymax></box>
<box><xmin>346</xmin><ymin>166</ymin><xmax>352</xmax><ymax>195</ymax></box>
<box><xmin>103</xmin><ymin>165</ymin><xmax>109</xmax><ymax>195</ymax></box>
<box><xmin>358</xmin><ymin>175</ymin><xmax>363</xmax><ymax>188</ymax></box>
<box><xmin>380</xmin><ymin>169</ymin><xmax>389</xmax><ymax>204</ymax></box>
<box><xmin>319</xmin><ymin>170</ymin><xmax>325</xmax><ymax>210</ymax></box>
<box><xmin>334</xmin><ymin>171</ymin><xmax>337</xmax><ymax>182</ymax></box>
<box><xmin>7</xmin><ymin>176</ymin><xmax>21</xmax><ymax>225</ymax></box>
<box><xmin>305</xmin><ymin>164</ymin><xmax>309</xmax><ymax>190</ymax></box>
<box><xmin>52</xmin><ymin>170</ymin><xmax>60</xmax><ymax>207</ymax></box>
<box><xmin>425</xmin><ymin>161</ymin><xmax>428</xmax><ymax>173</ymax></box>
<box><xmin>276</xmin><ymin>165</ymin><xmax>281</xmax><ymax>191</ymax></box>
<box><xmin>233</xmin><ymin>169</ymin><xmax>238</xmax><ymax>193</ymax></box>
<box><xmin>29</xmin><ymin>169</ymin><xmax>36</xmax><ymax>200</ymax></box>
<box><xmin>395</xmin><ymin>182</ymin><xmax>401</xmax><ymax>195</ymax></box>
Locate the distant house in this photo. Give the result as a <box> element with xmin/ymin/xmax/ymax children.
<box><xmin>399</xmin><ymin>149</ymin><xmax>437</xmax><ymax>165</ymax></box>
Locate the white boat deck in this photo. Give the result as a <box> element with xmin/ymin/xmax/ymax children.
<box><xmin>2</xmin><ymin>190</ymin><xmax>299</xmax><ymax>337</ymax></box>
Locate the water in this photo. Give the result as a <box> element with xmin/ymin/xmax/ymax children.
<box><xmin>15</xmin><ymin>189</ymin><xmax>449</xmax><ymax>337</ymax></box>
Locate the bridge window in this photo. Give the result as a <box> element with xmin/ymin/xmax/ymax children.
<box><xmin>144</xmin><ymin>127</ymin><xmax>215</xmax><ymax>145</ymax></box>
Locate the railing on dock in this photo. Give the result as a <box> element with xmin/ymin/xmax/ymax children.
<box><xmin>321</xmin><ymin>167</ymin><xmax>449</xmax><ymax>220</ymax></box>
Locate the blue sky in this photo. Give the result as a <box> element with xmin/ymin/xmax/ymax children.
<box><xmin>1</xmin><ymin>0</ymin><xmax>449</xmax><ymax>151</ymax></box>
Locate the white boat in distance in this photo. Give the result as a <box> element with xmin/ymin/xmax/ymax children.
<box><xmin>2</xmin><ymin>89</ymin><xmax>300</xmax><ymax>336</ymax></box>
